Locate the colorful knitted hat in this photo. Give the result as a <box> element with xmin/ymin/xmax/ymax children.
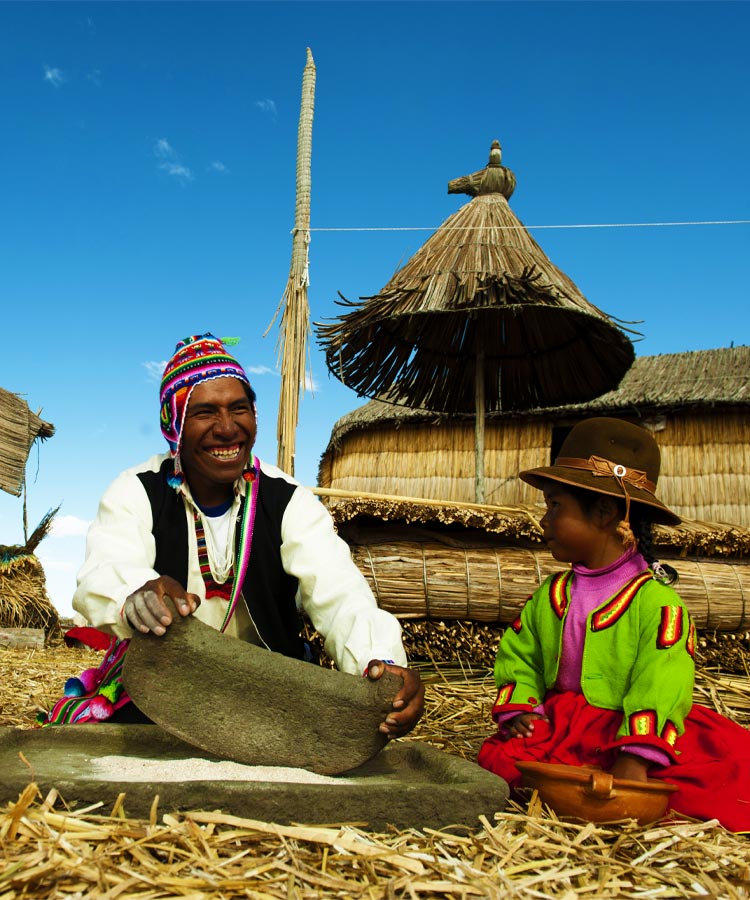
<box><xmin>159</xmin><ymin>333</ymin><xmax>253</xmax><ymax>469</ymax></box>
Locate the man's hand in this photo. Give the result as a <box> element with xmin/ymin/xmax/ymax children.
<box><xmin>506</xmin><ymin>712</ymin><xmax>549</xmax><ymax>739</ymax></box>
<box><xmin>367</xmin><ymin>660</ymin><xmax>425</xmax><ymax>738</ymax></box>
<box><xmin>123</xmin><ymin>576</ymin><xmax>200</xmax><ymax>636</ymax></box>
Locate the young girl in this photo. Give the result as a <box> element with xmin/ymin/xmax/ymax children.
<box><xmin>478</xmin><ymin>416</ymin><xmax>750</xmax><ymax>833</ymax></box>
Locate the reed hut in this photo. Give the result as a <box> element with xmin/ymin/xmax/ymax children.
<box><xmin>314</xmin><ymin>346</ymin><xmax>750</xmax><ymax>654</ymax></box>
<box><xmin>0</xmin><ymin>387</ymin><xmax>59</xmax><ymax>641</ymax></box>
<box><xmin>315</xmin><ymin>141</ymin><xmax>748</xmax><ymax>660</ymax></box>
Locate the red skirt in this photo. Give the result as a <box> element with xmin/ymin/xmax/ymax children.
<box><xmin>477</xmin><ymin>691</ymin><xmax>750</xmax><ymax>833</ymax></box>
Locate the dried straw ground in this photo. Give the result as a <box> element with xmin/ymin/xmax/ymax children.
<box><xmin>1</xmin><ymin>644</ymin><xmax>749</xmax><ymax>899</ymax></box>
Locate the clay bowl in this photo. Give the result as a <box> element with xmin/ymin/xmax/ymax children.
<box><xmin>516</xmin><ymin>761</ymin><xmax>679</xmax><ymax>825</ymax></box>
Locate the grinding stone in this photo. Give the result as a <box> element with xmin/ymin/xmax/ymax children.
<box><xmin>122</xmin><ymin>606</ymin><xmax>403</xmax><ymax>775</ymax></box>
<box><xmin>0</xmin><ymin>725</ymin><xmax>510</xmax><ymax>829</ymax></box>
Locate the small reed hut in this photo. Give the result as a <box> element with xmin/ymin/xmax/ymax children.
<box><xmin>315</xmin><ymin>346</ymin><xmax>750</xmax><ymax>657</ymax></box>
<box><xmin>0</xmin><ymin>387</ymin><xmax>59</xmax><ymax>643</ymax></box>
<box><xmin>0</xmin><ymin>510</ymin><xmax>62</xmax><ymax>642</ymax></box>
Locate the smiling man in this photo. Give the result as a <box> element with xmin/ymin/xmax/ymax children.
<box><xmin>68</xmin><ymin>333</ymin><xmax>424</xmax><ymax>736</ymax></box>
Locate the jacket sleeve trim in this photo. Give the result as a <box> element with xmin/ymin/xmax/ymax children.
<box><xmin>656</xmin><ymin>605</ymin><xmax>684</xmax><ymax>649</ymax></box>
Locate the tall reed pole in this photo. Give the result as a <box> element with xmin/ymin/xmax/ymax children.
<box><xmin>271</xmin><ymin>48</ymin><xmax>316</xmax><ymax>477</ymax></box>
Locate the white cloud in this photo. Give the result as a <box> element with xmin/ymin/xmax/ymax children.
<box><xmin>153</xmin><ymin>139</ymin><xmax>193</xmax><ymax>182</ymax></box>
<box><xmin>87</xmin><ymin>69</ymin><xmax>102</xmax><ymax>87</ymax></box>
<box><xmin>247</xmin><ymin>364</ymin><xmax>277</xmax><ymax>376</ymax></box>
<box><xmin>154</xmin><ymin>138</ymin><xmax>174</xmax><ymax>159</ymax></box>
<box><xmin>209</xmin><ymin>160</ymin><xmax>229</xmax><ymax>174</ymax></box>
<box><xmin>304</xmin><ymin>371</ymin><xmax>319</xmax><ymax>394</ymax></box>
<box><xmin>50</xmin><ymin>514</ymin><xmax>91</xmax><ymax>538</ymax></box>
<box><xmin>255</xmin><ymin>99</ymin><xmax>278</xmax><ymax>121</ymax></box>
<box><xmin>44</xmin><ymin>66</ymin><xmax>65</xmax><ymax>87</ymax></box>
<box><xmin>143</xmin><ymin>360</ymin><xmax>166</xmax><ymax>382</ymax></box>
<box><xmin>161</xmin><ymin>162</ymin><xmax>193</xmax><ymax>181</ymax></box>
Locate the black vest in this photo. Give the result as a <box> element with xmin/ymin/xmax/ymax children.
<box><xmin>137</xmin><ymin>459</ymin><xmax>305</xmax><ymax>660</ymax></box>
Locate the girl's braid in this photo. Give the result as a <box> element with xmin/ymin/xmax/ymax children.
<box><xmin>634</xmin><ymin>517</ymin><xmax>679</xmax><ymax>585</ymax></box>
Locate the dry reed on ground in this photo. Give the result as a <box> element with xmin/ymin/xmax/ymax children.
<box><xmin>2</xmin><ymin>783</ymin><xmax>749</xmax><ymax>900</ymax></box>
<box><xmin>1</xmin><ymin>647</ymin><xmax>749</xmax><ymax>899</ymax></box>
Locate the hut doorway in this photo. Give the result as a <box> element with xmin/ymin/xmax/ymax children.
<box><xmin>550</xmin><ymin>425</ymin><xmax>574</xmax><ymax>465</ymax></box>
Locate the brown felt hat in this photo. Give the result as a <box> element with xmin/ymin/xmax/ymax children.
<box><xmin>519</xmin><ymin>417</ymin><xmax>681</xmax><ymax>526</ymax></box>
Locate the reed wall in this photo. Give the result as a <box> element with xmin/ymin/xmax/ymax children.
<box><xmin>321</xmin><ymin>410</ymin><xmax>750</xmax><ymax>527</ymax></box>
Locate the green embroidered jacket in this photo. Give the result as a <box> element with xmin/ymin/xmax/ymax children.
<box><xmin>493</xmin><ymin>570</ymin><xmax>696</xmax><ymax>757</ymax></box>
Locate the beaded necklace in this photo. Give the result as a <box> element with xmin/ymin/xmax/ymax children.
<box><xmin>193</xmin><ymin>457</ymin><xmax>260</xmax><ymax>633</ymax></box>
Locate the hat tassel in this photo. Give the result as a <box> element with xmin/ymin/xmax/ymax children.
<box><xmin>615</xmin><ymin>476</ymin><xmax>636</xmax><ymax>550</ymax></box>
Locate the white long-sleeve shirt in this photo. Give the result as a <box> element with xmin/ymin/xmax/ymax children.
<box><xmin>73</xmin><ymin>453</ymin><xmax>407</xmax><ymax>675</ymax></box>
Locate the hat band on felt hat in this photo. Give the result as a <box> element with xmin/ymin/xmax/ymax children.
<box><xmin>554</xmin><ymin>456</ymin><xmax>657</xmax><ymax>495</ymax></box>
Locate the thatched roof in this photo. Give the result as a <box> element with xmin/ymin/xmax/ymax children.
<box><xmin>554</xmin><ymin>343</ymin><xmax>750</xmax><ymax>412</ymax></box>
<box><xmin>0</xmin><ymin>388</ymin><xmax>54</xmax><ymax>497</ymax></box>
<box><xmin>317</xmin><ymin>140</ymin><xmax>635</xmax><ymax>414</ymax></box>
<box><xmin>323</xmin><ymin>346</ymin><xmax>750</xmax><ymax>451</ymax></box>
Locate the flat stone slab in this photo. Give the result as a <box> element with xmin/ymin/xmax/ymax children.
<box><xmin>0</xmin><ymin>725</ymin><xmax>509</xmax><ymax>829</ymax></box>
<box><xmin>123</xmin><ymin>605</ymin><xmax>404</xmax><ymax>775</ymax></box>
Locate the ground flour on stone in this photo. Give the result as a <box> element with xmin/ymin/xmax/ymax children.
<box><xmin>89</xmin><ymin>756</ymin><xmax>352</xmax><ymax>784</ymax></box>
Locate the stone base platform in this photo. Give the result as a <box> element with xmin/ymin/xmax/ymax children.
<box><xmin>0</xmin><ymin>725</ymin><xmax>509</xmax><ymax>830</ymax></box>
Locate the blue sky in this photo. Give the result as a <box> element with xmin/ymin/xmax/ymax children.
<box><xmin>2</xmin><ymin>1</ymin><xmax>748</xmax><ymax>617</ymax></box>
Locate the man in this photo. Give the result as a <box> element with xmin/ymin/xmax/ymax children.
<box><xmin>62</xmin><ymin>333</ymin><xmax>424</xmax><ymax>736</ymax></box>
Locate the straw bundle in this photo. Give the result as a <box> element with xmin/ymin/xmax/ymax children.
<box><xmin>269</xmin><ymin>48</ymin><xmax>315</xmax><ymax>478</ymax></box>
<box><xmin>347</xmin><ymin>540</ymin><xmax>750</xmax><ymax>632</ymax></box>
<box><xmin>350</xmin><ymin>542</ymin><xmax>554</xmax><ymax>623</ymax></box>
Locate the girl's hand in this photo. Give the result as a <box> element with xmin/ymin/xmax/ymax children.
<box><xmin>507</xmin><ymin>712</ymin><xmax>549</xmax><ymax>739</ymax></box>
